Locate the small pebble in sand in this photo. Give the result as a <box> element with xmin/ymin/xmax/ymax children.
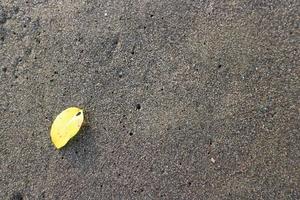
<box><xmin>210</xmin><ymin>158</ymin><xmax>216</xmax><ymax>163</ymax></box>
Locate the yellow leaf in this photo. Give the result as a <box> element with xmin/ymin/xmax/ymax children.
<box><xmin>50</xmin><ymin>107</ymin><xmax>84</xmax><ymax>149</ymax></box>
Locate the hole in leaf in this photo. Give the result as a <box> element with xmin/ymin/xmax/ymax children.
<box><xmin>76</xmin><ymin>112</ymin><xmax>81</xmax><ymax>116</ymax></box>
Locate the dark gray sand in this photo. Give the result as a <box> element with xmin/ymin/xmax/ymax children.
<box><xmin>0</xmin><ymin>1</ymin><xmax>299</xmax><ymax>199</ymax></box>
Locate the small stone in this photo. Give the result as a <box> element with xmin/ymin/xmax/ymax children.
<box><xmin>210</xmin><ymin>158</ymin><xmax>216</xmax><ymax>163</ymax></box>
